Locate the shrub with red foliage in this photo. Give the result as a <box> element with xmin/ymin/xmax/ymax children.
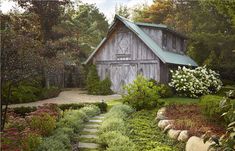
<box><xmin>1</xmin><ymin>103</ymin><xmax>60</xmax><ymax>151</ymax></box>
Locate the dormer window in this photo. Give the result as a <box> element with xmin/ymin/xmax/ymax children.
<box><xmin>172</xmin><ymin>36</ymin><xmax>176</xmax><ymax>49</ymax></box>
<box><xmin>162</xmin><ymin>32</ymin><xmax>167</xmax><ymax>48</ymax></box>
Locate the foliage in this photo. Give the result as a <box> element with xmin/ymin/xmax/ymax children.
<box><xmin>86</xmin><ymin>65</ymin><xmax>113</xmax><ymax>95</ymax></box>
<box><xmin>38</xmin><ymin>105</ymin><xmax>100</xmax><ymax>150</ymax></box>
<box><xmin>58</xmin><ymin>102</ymin><xmax>107</xmax><ymax>113</ymax></box>
<box><xmin>98</xmin><ymin>105</ymin><xmax>135</xmax><ymax>151</ymax></box>
<box><xmin>97</xmin><ymin>101</ymin><xmax>108</xmax><ymax>113</ymax></box>
<box><xmin>57</xmin><ymin>110</ymin><xmax>87</xmax><ymax>133</ymax></box>
<box><xmin>27</xmin><ymin>113</ymin><xmax>56</xmax><ymax>137</ymax></box>
<box><xmin>99</xmin><ymin>131</ymin><xmax>136</xmax><ymax>151</ymax></box>
<box><xmin>99</xmin><ymin>77</ymin><xmax>113</xmax><ymax>95</ymax></box>
<box><xmin>86</xmin><ymin>65</ymin><xmax>101</xmax><ymax>94</ymax></box>
<box><xmin>199</xmin><ymin>95</ymin><xmax>224</xmax><ymax>121</ymax></box>
<box><xmin>133</xmin><ymin>0</ymin><xmax>235</xmax><ymax>83</ymax></box>
<box><xmin>11</xmin><ymin>106</ymin><xmax>36</xmax><ymax>117</ymax></box>
<box><xmin>157</xmin><ymin>84</ymin><xmax>174</xmax><ymax>98</ymax></box>
<box><xmin>115</xmin><ymin>4</ymin><xmax>130</xmax><ymax>19</ymax></box>
<box><xmin>203</xmin><ymin>91</ymin><xmax>235</xmax><ymax>150</ymax></box>
<box><xmin>169</xmin><ymin>66</ymin><xmax>222</xmax><ymax>98</ymax></box>
<box><xmin>40</xmin><ymin>87</ymin><xmax>61</xmax><ymax>99</ymax></box>
<box><xmin>21</xmin><ymin>132</ymin><xmax>42</xmax><ymax>151</ymax></box>
<box><xmin>126</xmin><ymin>109</ymin><xmax>184</xmax><ymax>151</ymax></box>
<box><xmin>123</xmin><ymin>75</ymin><xmax>161</xmax><ymax>110</ymax></box>
<box><xmin>79</xmin><ymin>105</ymin><xmax>101</xmax><ymax>118</ymax></box>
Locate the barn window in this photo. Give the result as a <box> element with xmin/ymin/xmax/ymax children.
<box><xmin>172</xmin><ymin>36</ymin><xmax>176</xmax><ymax>49</ymax></box>
<box><xmin>162</xmin><ymin>32</ymin><xmax>167</xmax><ymax>48</ymax></box>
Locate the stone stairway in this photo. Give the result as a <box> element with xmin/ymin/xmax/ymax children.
<box><xmin>74</xmin><ymin>114</ymin><xmax>105</xmax><ymax>151</ymax></box>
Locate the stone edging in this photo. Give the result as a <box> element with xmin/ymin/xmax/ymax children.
<box><xmin>155</xmin><ymin>107</ymin><xmax>215</xmax><ymax>151</ymax></box>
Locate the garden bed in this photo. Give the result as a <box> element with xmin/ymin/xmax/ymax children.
<box><xmin>165</xmin><ymin>104</ymin><xmax>225</xmax><ymax>137</ymax></box>
<box><xmin>127</xmin><ymin>109</ymin><xmax>185</xmax><ymax>151</ymax></box>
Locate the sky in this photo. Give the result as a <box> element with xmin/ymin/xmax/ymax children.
<box><xmin>0</xmin><ymin>0</ymin><xmax>153</xmax><ymax>22</ymax></box>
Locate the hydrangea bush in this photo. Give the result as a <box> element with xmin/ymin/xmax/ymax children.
<box><xmin>169</xmin><ymin>66</ymin><xmax>222</xmax><ymax>98</ymax></box>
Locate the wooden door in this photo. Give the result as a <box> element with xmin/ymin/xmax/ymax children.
<box><xmin>110</xmin><ymin>63</ymin><xmax>137</xmax><ymax>93</ymax></box>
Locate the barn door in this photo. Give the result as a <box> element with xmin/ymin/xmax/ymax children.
<box><xmin>110</xmin><ymin>64</ymin><xmax>137</xmax><ymax>93</ymax></box>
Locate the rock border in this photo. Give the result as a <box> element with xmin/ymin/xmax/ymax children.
<box><xmin>156</xmin><ymin>107</ymin><xmax>215</xmax><ymax>151</ymax></box>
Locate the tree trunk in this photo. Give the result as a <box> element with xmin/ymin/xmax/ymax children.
<box><xmin>1</xmin><ymin>84</ymin><xmax>12</xmax><ymax>131</ymax></box>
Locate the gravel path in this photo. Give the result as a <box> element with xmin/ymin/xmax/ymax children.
<box><xmin>9</xmin><ymin>89</ymin><xmax>121</xmax><ymax>108</ymax></box>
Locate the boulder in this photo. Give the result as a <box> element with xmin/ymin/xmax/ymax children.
<box><xmin>158</xmin><ymin>120</ymin><xmax>174</xmax><ymax>129</ymax></box>
<box><xmin>168</xmin><ymin>129</ymin><xmax>181</xmax><ymax>139</ymax></box>
<box><xmin>163</xmin><ymin>124</ymin><xmax>173</xmax><ymax>133</ymax></box>
<box><xmin>178</xmin><ymin>130</ymin><xmax>189</xmax><ymax>142</ymax></box>
<box><xmin>155</xmin><ymin>114</ymin><xmax>167</xmax><ymax>120</ymax></box>
<box><xmin>186</xmin><ymin>136</ymin><xmax>215</xmax><ymax>151</ymax></box>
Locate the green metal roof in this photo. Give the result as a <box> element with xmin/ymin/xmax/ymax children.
<box><xmin>85</xmin><ymin>15</ymin><xmax>198</xmax><ymax>67</ymax></box>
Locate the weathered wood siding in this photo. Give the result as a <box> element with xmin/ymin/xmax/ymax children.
<box><xmin>139</xmin><ymin>26</ymin><xmax>185</xmax><ymax>54</ymax></box>
<box><xmin>139</xmin><ymin>26</ymin><xmax>162</xmax><ymax>47</ymax></box>
<box><xmin>92</xmin><ymin>22</ymin><xmax>161</xmax><ymax>93</ymax></box>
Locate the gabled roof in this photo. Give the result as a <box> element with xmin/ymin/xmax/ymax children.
<box><xmin>84</xmin><ymin>15</ymin><xmax>198</xmax><ymax>67</ymax></box>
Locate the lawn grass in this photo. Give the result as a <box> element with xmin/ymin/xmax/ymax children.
<box><xmin>160</xmin><ymin>96</ymin><xmax>199</xmax><ymax>105</ymax></box>
<box><xmin>106</xmin><ymin>99</ymin><xmax>123</xmax><ymax>111</ymax></box>
<box><xmin>127</xmin><ymin>109</ymin><xmax>185</xmax><ymax>151</ymax></box>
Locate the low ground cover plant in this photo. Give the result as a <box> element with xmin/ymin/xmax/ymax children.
<box><xmin>126</xmin><ymin>109</ymin><xmax>184</xmax><ymax>151</ymax></box>
<box><xmin>98</xmin><ymin>104</ymin><xmax>135</xmax><ymax>151</ymax></box>
<box><xmin>169</xmin><ymin>66</ymin><xmax>222</xmax><ymax>98</ymax></box>
<box><xmin>123</xmin><ymin>75</ymin><xmax>162</xmax><ymax>110</ymax></box>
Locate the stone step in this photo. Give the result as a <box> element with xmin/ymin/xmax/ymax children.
<box><xmin>80</xmin><ymin>134</ymin><xmax>98</xmax><ymax>139</ymax></box>
<box><xmin>78</xmin><ymin>142</ymin><xmax>99</xmax><ymax>149</ymax></box>
<box><xmin>89</xmin><ymin>119</ymin><xmax>102</xmax><ymax>123</ymax></box>
<box><xmin>85</xmin><ymin>124</ymin><xmax>100</xmax><ymax>128</ymax></box>
<box><xmin>83</xmin><ymin>128</ymin><xmax>98</xmax><ymax>133</ymax></box>
<box><xmin>92</xmin><ymin>115</ymin><xmax>105</xmax><ymax>119</ymax></box>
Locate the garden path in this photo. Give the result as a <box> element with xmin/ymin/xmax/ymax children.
<box><xmin>9</xmin><ymin>89</ymin><xmax>121</xmax><ymax>107</ymax></box>
<box><xmin>73</xmin><ymin>114</ymin><xmax>105</xmax><ymax>151</ymax></box>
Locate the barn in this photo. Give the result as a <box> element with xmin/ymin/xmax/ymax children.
<box><xmin>85</xmin><ymin>15</ymin><xmax>198</xmax><ymax>93</ymax></box>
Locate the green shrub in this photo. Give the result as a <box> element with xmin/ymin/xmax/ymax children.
<box><xmin>98</xmin><ymin>105</ymin><xmax>135</xmax><ymax>151</ymax></box>
<box><xmin>99</xmin><ymin>131</ymin><xmax>136</xmax><ymax>151</ymax></box>
<box><xmin>40</xmin><ymin>86</ymin><xmax>61</xmax><ymax>99</ymax></box>
<box><xmin>58</xmin><ymin>102</ymin><xmax>108</xmax><ymax>113</ymax></box>
<box><xmin>87</xmin><ymin>65</ymin><xmax>100</xmax><ymax>94</ymax></box>
<box><xmin>11</xmin><ymin>84</ymin><xmax>40</xmax><ymax>103</ymax></box>
<box><xmin>22</xmin><ymin>133</ymin><xmax>42</xmax><ymax>151</ymax></box>
<box><xmin>57</xmin><ymin>110</ymin><xmax>87</xmax><ymax>132</ymax></box>
<box><xmin>86</xmin><ymin>65</ymin><xmax>113</xmax><ymax>95</ymax></box>
<box><xmin>123</xmin><ymin>75</ymin><xmax>160</xmax><ymax>110</ymax></box>
<box><xmin>37</xmin><ymin>133</ymin><xmax>71</xmax><ymax>151</ymax></box>
<box><xmin>99</xmin><ymin>118</ymin><xmax>126</xmax><ymax>135</ymax></box>
<box><xmin>12</xmin><ymin>106</ymin><xmax>37</xmax><ymax>116</ymax></box>
<box><xmin>80</xmin><ymin>105</ymin><xmax>101</xmax><ymax>117</ymax></box>
<box><xmin>59</xmin><ymin>103</ymin><xmax>84</xmax><ymax>110</ymax></box>
<box><xmin>96</xmin><ymin>101</ymin><xmax>108</xmax><ymax>113</ymax></box>
<box><xmin>99</xmin><ymin>77</ymin><xmax>113</xmax><ymax>95</ymax></box>
<box><xmin>27</xmin><ymin>113</ymin><xmax>56</xmax><ymax>136</ymax></box>
<box><xmin>199</xmin><ymin>95</ymin><xmax>225</xmax><ymax>120</ymax></box>
<box><xmin>157</xmin><ymin>84</ymin><xmax>174</xmax><ymax>98</ymax></box>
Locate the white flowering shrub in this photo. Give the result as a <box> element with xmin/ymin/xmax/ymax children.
<box><xmin>169</xmin><ymin>66</ymin><xmax>222</xmax><ymax>98</ymax></box>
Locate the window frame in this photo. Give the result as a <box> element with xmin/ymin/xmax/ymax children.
<box><xmin>162</xmin><ymin>32</ymin><xmax>167</xmax><ymax>48</ymax></box>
